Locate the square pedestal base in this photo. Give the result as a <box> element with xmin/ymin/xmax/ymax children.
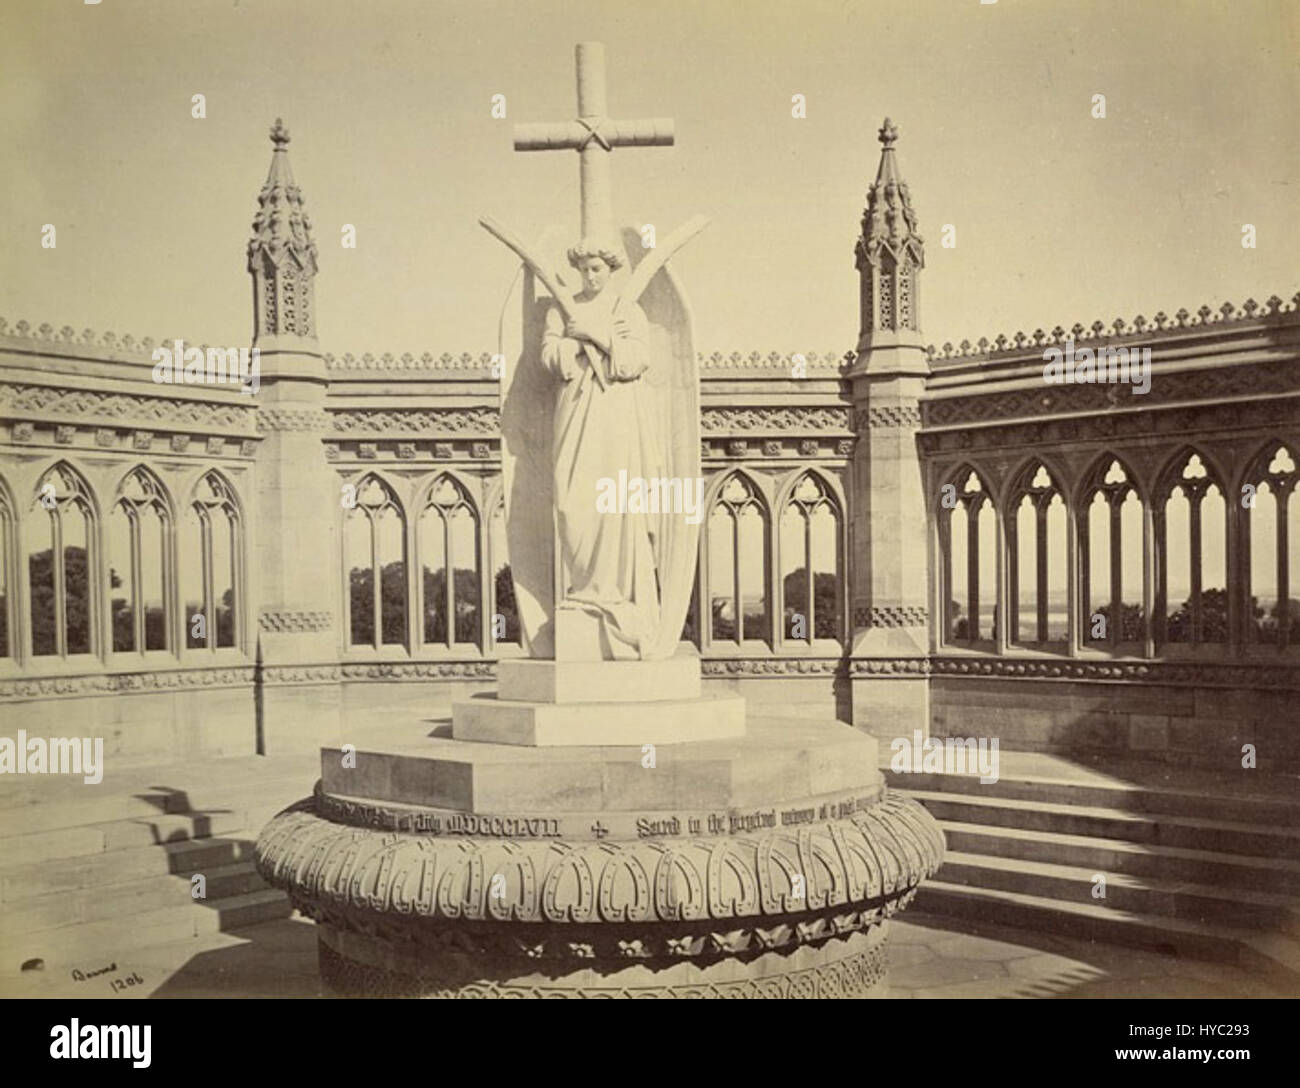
<box><xmin>452</xmin><ymin>692</ymin><xmax>746</xmax><ymax>747</ymax></box>
<box><xmin>497</xmin><ymin>657</ymin><xmax>701</xmax><ymax>703</ymax></box>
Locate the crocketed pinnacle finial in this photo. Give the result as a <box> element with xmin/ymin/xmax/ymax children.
<box><xmin>878</xmin><ymin>117</ymin><xmax>898</xmax><ymax>149</ymax></box>
<box><xmin>270</xmin><ymin>117</ymin><xmax>290</xmax><ymax>148</ymax></box>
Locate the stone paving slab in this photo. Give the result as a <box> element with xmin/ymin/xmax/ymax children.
<box><xmin>4</xmin><ymin>910</ymin><xmax>1291</xmax><ymax>999</ymax></box>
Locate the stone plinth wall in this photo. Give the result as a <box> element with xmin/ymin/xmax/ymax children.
<box><xmin>930</xmin><ymin>672</ymin><xmax>1300</xmax><ymax>774</ymax></box>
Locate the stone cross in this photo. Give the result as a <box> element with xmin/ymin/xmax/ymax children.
<box><xmin>513</xmin><ymin>41</ymin><xmax>674</xmax><ymax>239</ymax></box>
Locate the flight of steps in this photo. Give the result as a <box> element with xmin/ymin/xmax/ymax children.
<box><xmin>0</xmin><ymin>753</ymin><xmax>319</xmax><ymax>985</ymax></box>
<box><xmin>885</xmin><ymin>752</ymin><xmax>1300</xmax><ymax>986</ymax></box>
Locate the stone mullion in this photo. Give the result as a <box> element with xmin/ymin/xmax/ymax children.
<box><xmin>804</xmin><ymin>505</ymin><xmax>814</xmax><ymax>644</ymax></box>
<box><xmin>994</xmin><ymin>497</ymin><xmax>1009</xmax><ymax>654</ymax></box>
<box><xmin>201</xmin><ymin>509</ymin><xmax>216</xmax><ymax>655</ymax></box>
<box><xmin>1036</xmin><ymin>498</ymin><xmax>1049</xmax><ymax>644</ymax></box>
<box><xmin>369</xmin><ymin>512</ymin><xmax>382</xmax><ymax>652</ymax></box>
<box><xmin>1239</xmin><ymin>501</ymin><xmax>1254</xmax><ymax>645</ymax></box>
<box><xmin>130</xmin><ymin>506</ymin><xmax>145</xmax><ymax>654</ymax></box>
<box><xmin>1005</xmin><ymin>508</ymin><xmax>1019</xmax><ymax>646</ymax></box>
<box><xmin>1189</xmin><ymin>489</ymin><xmax>1203</xmax><ymax>644</ymax></box>
<box><xmin>1076</xmin><ymin>504</ymin><xmax>1090</xmax><ymax>653</ymax></box>
<box><xmin>443</xmin><ymin>510</ymin><xmax>455</xmax><ymax>651</ymax></box>
<box><xmin>51</xmin><ymin>508</ymin><xmax>67</xmax><ymax>658</ymax></box>
<box><xmin>1278</xmin><ymin>489</ymin><xmax>1291</xmax><ymax>651</ymax></box>
<box><xmin>1142</xmin><ymin>499</ymin><xmax>1156</xmax><ymax>658</ymax></box>
<box><xmin>1226</xmin><ymin>488</ymin><xmax>1242</xmax><ymax>653</ymax></box>
<box><xmin>731</xmin><ymin>508</ymin><xmax>742</xmax><ymax>647</ymax></box>
<box><xmin>966</xmin><ymin>497</ymin><xmax>980</xmax><ymax>642</ymax></box>
<box><xmin>1109</xmin><ymin>493</ymin><xmax>1122</xmax><ymax>650</ymax></box>
<box><xmin>1154</xmin><ymin>501</ymin><xmax>1168</xmax><ymax>649</ymax></box>
<box><xmin>407</xmin><ymin>504</ymin><xmax>422</xmax><ymax>654</ymax></box>
<box><xmin>477</xmin><ymin>512</ymin><xmax>490</xmax><ymax>655</ymax></box>
<box><xmin>938</xmin><ymin>507</ymin><xmax>952</xmax><ymax>646</ymax></box>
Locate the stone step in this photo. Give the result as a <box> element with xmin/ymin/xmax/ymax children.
<box><xmin>0</xmin><ymin>771</ymin><xmax>315</xmax><ymax>839</ymax></box>
<box><xmin>884</xmin><ymin>767</ymin><xmax>1300</xmax><ymax>827</ymax></box>
<box><xmin>0</xmin><ymin>832</ymin><xmax>260</xmax><ymax>904</ymax></box>
<box><xmin>0</xmin><ymin>888</ymin><xmax>293</xmax><ymax>975</ymax></box>
<box><xmin>914</xmin><ymin>879</ymin><xmax>1298</xmax><ymax>978</ymax></box>
<box><xmin>939</xmin><ymin>820</ymin><xmax>1300</xmax><ymax>894</ymax></box>
<box><xmin>937</xmin><ymin>850</ymin><xmax>1298</xmax><ymax>929</ymax></box>
<box><xmin>1</xmin><ymin>797</ymin><xmax>302</xmax><ymax>869</ymax></box>
<box><xmin>905</xmin><ymin>790</ymin><xmax>1300</xmax><ymax>858</ymax></box>
<box><xmin>0</xmin><ymin>862</ymin><xmax>268</xmax><ymax>936</ymax></box>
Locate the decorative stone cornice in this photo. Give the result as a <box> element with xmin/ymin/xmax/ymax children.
<box><xmin>855</xmin><ymin>606</ymin><xmax>928</xmax><ymax>628</ymax></box>
<box><xmin>845</xmin><ymin>655</ymin><xmax>1300</xmax><ymax>688</ymax></box>
<box><xmin>700</xmin><ymin>407</ymin><xmax>852</xmax><ymax>435</ymax></box>
<box><xmin>256</xmin><ymin>406</ymin><xmax>332</xmax><ymax>433</ymax></box>
<box><xmin>258</xmin><ymin>609</ymin><xmax>333</xmax><ymax>633</ymax></box>
<box><xmin>926</xmin><ymin>292</ymin><xmax>1300</xmax><ymax>362</ymax></box>
<box><xmin>1</xmin><ymin>383</ymin><xmax>257</xmax><ymax>432</ymax></box>
<box><xmin>928</xmin><ymin>656</ymin><xmax>1300</xmax><ymax>689</ymax></box>
<box><xmin>319</xmin><ymin>349</ymin><xmax>855</xmax><ymax>373</ymax></box>
<box><xmin>856</xmin><ymin>405</ymin><xmax>922</xmax><ymax>430</ymax></box>
<box><xmin>701</xmin><ymin>657</ymin><xmax>844</xmax><ymax>677</ymax></box>
<box><xmin>330</xmin><ymin>408</ymin><xmax>500</xmax><ymax>435</ymax></box>
<box><xmin>918</xmin><ymin>395</ymin><xmax>1300</xmax><ymax>455</ymax></box>
<box><xmin>339</xmin><ymin>661</ymin><xmax>496</xmax><ymax>681</ymax></box>
<box><xmin>0</xmin><ymin>667</ymin><xmax>255</xmax><ymax>700</ymax></box>
<box><xmin>922</xmin><ymin>358</ymin><xmax>1300</xmax><ymax>430</ymax></box>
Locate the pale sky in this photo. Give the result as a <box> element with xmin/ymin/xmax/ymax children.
<box><xmin>2</xmin><ymin>0</ymin><xmax>1297</xmax><ymax>357</ymax></box>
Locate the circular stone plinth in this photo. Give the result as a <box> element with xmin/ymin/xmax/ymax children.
<box><xmin>254</xmin><ymin>718</ymin><xmax>945</xmax><ymax>999</ymax></box>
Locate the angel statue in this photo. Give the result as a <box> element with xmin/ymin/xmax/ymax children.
<box><xmin>492</xmin><ymin>223</ymin><xmax>706</xmax><ymax>662</ymax></box>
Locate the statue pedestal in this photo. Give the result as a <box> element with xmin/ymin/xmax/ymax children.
<box><xmin>451</xmin><ymin>656</ymin><xmax>744</xmax><ymax>746</ymax></box>
<box><xmin>255</xmin><ymin>711</ymin><xmax>945</xmax><ymax>999</ymax></box>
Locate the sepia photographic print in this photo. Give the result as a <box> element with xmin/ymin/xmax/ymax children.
<box><xmin>0</xmin><ymin>0</ymin><xmax>1297</xmax><ymax>1057</ymax></box>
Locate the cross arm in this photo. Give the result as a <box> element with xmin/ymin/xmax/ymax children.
<box><xmin>514</xmin><ymin>118</ymin><xmax>674</xmax><ymax>151</ymax></box>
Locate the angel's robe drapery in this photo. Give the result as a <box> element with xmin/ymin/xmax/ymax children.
<box><xmin>539</xmin><ymin>291</ymin><xmax>666</xmax><ymax>656</ymax></box>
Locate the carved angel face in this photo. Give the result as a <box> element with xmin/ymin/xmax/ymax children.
<box><xmin>576</xmin><ymin>256</ymin><xmax>612</xmax><ymax>297</ymax></box>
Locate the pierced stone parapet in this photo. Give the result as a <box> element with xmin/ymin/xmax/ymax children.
<box><xmin>926</xmin><ymin>291</ymin><xmax>1300</xmax><ymax>362</ymax></box>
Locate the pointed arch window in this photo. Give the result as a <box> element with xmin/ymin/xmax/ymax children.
<box><xmin>706</xmin><ymin>473</ymin><xmax>769</xmax><ymax>646</ymax></box>
<box><xmin>344</xmin><ymin>476</ymin><xmax>406</xmax><ymax>650</ymax></box>
<box><xmin>1081</xmin><ymin>459</ymin><xmax>1145</xmax><ymax>649</ymax></box>
<box><xmin>419</xmin><ymin>476</ymin><xmax>480</xmax><ymax>649</ymax></box>
<box><xmin>30</xmin><ymin>464</ymin><xmax>96</xmax><ymax>658</ymax></box>
<box><xmin>184</xmin><ymin>472</ymin><xmax>241</xmax><ymax>651</ymax></box>
<box><xmin>940</xmin><ymin>469</ymin><xmax>996</xmax><ymax>644</ymax></box>
<box><xmin>1245</xmin><ymin>445</ymin><xmax>1298</xmax><ymax>648</ymax></box>
<box><xmin>779</xmin><ymin>473</ymin><xmax>843</xmax><ymax>643</ymax></box>
<box><xmin>0</xmin><ymin>483</ymin><xmax>14</xmax><ymax>660</ymax></box>
<box><xmin>1157</xmin><ymin>453</ymin><xmax>1225</xmax><ymax>647</ymax></box>
<box><xmin>1008</xmin><ymin>463</ymin><xmax>1067</xmax><ymax>647</ymax></box>
<box><xmin>110</xmin><ymin>468</ymin><xmax>172</xmax><ymax>654</ymax></box>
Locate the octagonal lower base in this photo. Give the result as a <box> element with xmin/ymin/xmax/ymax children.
<box><xmin>316</xmin><ymin>920</ymin><xmax>889</xmax><ymax>998</ymax></box>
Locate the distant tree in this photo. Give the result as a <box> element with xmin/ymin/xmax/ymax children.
<box><xmin>29</xmin><ymin>547</ymin><xmax>91</xmax><ymax>654</ymax></box>
<box><xmin>782</xmin><ymin>570</ymin><xmax>841</xmax><ymax>638</ymax></box>
<box><xmin>1091</xmin><ymin>601</ymin><xmax>1147</xmax><ymax>642</ymax></box>
<box><xmin>349</xmin><ymin>560</ymin><xmax>408</xmax><ymax>645</ymax></box>
<box><xmin>422</xmin><ymin>566</ymin><xmax>479</xmax><ymax>643</ymax></box>
<box><xmin>1167</xmin><ymin>588</ymin><xmax>1226</xmax><ymax>643</ymax></box>
<box><xmin>494</xmin><ymin>565</ymin><xmax>519</xmax><ymax>642</ymax></box>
